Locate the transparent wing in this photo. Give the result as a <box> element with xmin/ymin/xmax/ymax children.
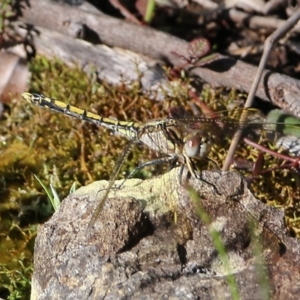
<box><xmin>171</xmin><ymin>108</ymin><xmax>264</xmax><ymax>142</ymax></box>
<box><xmin>171</xmin><ymin>107</ymin><xmax>300</xmax><ymax>145</ymax></box>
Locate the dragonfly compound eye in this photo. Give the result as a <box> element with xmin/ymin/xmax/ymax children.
<box><xmin>184</xmin><ymin>134</ymin><xmax>211</xmax><ymax>158</ymax></box>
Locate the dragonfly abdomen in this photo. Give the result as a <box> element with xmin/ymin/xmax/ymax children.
<box><xmin>22</xmin><ymin>93</ymin><xmax>139</xmax><ymax>139</ymax></box>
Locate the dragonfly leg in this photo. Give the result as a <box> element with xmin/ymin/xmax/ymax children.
<box><xmin>178</xmin><ymin>161</ymin><xmax>221</xmax><ymax>195</ymax></box>
<box><xmin>196</xmin><ymin>172</ymin><xmax>221</xmax><ymax>195</ymax></box>
<box><xmin>117</xmin><ymin>156</ymin><xmax>179</xmax><ymax>190</ymax></box>
<box><xmin>183</xmin><ymin>157</ymin><xmax>222</xmax><ymax>195</ymax></box>
<box><xmin>178</xmin><ymin>164</ymin><xmax>191</xmax><ymax>185</ymax></box>
<box><xmin>206</xmin><ymin>157</ymin><xmax>221</xmax><ymax>171</ymax></box>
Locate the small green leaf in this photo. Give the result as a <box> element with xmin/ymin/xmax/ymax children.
<box><xmin>50</xmin><ymin>184</ymin><xmax>61</xmax><ymax>211</ymax></box>
<box><xmin>33</xmin><ymin>174</ymin><xmax>61</xmax><ymax>212</ymax></box>
<box><xmin>34</xmin><ymin>174</ymin><xmax>52</xmax><ymax>201</ymax></box>
<box><xmin>144</xmin><ymin>0</ymin><xmax>156</xmax><ymax>23</ymax></box>
<box><xmin>69</xmin><ymin>182</ymin><xmax>77</xmax><ymax>194</ymax></box>
<box><xmin>266</xmin><ymin>109</ymin><xmax>300</xmax><ymax>138</ymax></box>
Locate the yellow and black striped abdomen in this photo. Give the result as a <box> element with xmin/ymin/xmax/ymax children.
<box><xmin>22</xmin><ymin>93</ymin><xmax>140</xmax><ymax>139</ymax></box>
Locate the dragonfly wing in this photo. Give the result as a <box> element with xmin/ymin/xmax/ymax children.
<box><xmin>173</xmin><ymin>109</ymin><xmax>266</xmax><ymax>144</ymax></box>
<box><xmin>87</xmin><ymin>139</ymin><xmax>136</xmax><ymax>231</ymax></box>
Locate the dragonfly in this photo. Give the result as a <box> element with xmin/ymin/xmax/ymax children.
<box><xmin>21</xmin><ymin>92</ymin><xmax>300</xmax><ymax>229</ymax></box>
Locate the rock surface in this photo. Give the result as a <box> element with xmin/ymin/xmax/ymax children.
<box><xmin>31</xmin><ymin>168</ymin><xmax>300</xmax><ymax>300</ymax></box>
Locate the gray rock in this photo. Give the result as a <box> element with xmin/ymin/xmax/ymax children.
<box><xmin>31</xmin><ymin>168</ymin><xmax>300</xmax><ymax>300</ymax></box>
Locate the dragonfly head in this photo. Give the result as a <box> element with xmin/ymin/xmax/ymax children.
<box><xmin>184</xmin><ymin>134</ymin><xmax>212</xmax><ymax>158</ymax></box>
